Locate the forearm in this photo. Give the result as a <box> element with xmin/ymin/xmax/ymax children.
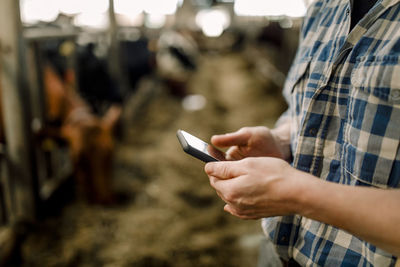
<box><xmin>294</xmin><ymin>171</ymin><xmax>400</xmax><ymax>256</ymax></box>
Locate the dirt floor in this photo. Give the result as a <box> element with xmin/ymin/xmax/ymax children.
<box><xmin>19</xmin><ymin>49</ymin><xmax>287</xmax><ymax>267</ymax></box>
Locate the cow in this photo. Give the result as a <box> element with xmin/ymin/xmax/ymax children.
<box><xmin>0</xmin><ymin>63</ymin><xmax>121</xmax><ymax>205</ymax></box>
<box><xmin>43</xmin><ymin>65</ymin><xmax>121</xmax><ymax>204</ymax></box>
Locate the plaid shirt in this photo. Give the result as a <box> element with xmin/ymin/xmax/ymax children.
<box><xmin>262</xmin><ymin>0</ymin><xmax>400</xmax><ymax>266</ymax></box>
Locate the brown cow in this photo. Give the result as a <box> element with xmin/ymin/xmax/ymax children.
<box><xmin>43</xmin><ymin>65</ymin><xmax>121</xmax><ymax>204</ymax></box>
<box><xmin>0</xmin><ymin>64</ymin><xmax>121</xmax><ymax>204</ymax></box>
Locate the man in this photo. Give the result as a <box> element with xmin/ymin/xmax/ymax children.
<box><xmin>205</xmin><ymin>0</ymin><xmax>400</xmax><ymax>265</ymax></box>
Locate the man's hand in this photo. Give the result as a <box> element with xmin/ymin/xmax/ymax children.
<box><xmin>206</xmin><ymin>158</ymin><xmax>400</xmax><ymax>256</ymax></box>
<box><xmin>205</xmin><ymin>157</ymin><xmax>305</xmax><ymax>219</ymax></box>
<box><xmin>211</xmin><ymin>125</ymin><xmax>291</xmax><ymax>161</ymax></box>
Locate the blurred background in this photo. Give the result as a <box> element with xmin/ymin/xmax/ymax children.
<box><xmin>0</xmin><ymin>0</ymin><xmax>310</xmax><ymax>266</ymax></box>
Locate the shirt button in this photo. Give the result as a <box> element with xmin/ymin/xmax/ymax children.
<box><xmin>309</xmin><ymin>128</ymin><xmax>317</xmax><ymax>137</ymax></box>
<box><xmin>346</xmin><ymin>8</ymin><xmax>350</xmax><ymax>16</ymax></box>
<box><xmin>391</xmin><ymin>89</ymin><xmax>400</xmax><ymax>100</ymax></box>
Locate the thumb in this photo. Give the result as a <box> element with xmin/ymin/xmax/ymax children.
<box><xmin>211</xmin><ymin>129</ymin><xmax>250</xmax><ymax>148</ymax></box>
<box><xmin>204</xmin><ymin>161</ymin><xmax>244</xmax><ymax>179</ymax></box>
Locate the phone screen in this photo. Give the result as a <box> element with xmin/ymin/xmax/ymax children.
<box><xmin>178</xmin><ymin>130</ymin><xmax>225</xmax><ymax>162</ymax></box>
<box><xmin>180</xmin><ymin>131</ymin><xmax>209</xmax><ymax>153</ymax></box>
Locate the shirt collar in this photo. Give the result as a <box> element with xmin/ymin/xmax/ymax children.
<box><xmin>346</xmin><ymin>0</ymin><xmax>399</xmax><ymax>46</ymax></box>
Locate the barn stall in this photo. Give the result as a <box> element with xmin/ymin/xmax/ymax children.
<box><xmin>0</xmin><ymin>0</ymin><xmax>303</xmax><ymax>266</ymax></box>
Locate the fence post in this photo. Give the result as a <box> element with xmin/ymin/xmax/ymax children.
<box><xmin>0</xmin><ymin>0</ymin><xmax>39</xmax><ymax>221</ymax></box>
<box><xmin>108</xmin><ymin>0</ymin><xmax>129</xmax><ymax>96</ymax></box>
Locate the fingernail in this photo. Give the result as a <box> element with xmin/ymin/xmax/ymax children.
<box><xmin>204</xmin><ymin>163</ymin><xmax>213</xmax><ymax>174</ymax></box>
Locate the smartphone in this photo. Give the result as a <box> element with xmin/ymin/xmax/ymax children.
<box><xmin>176</xmin><ymin>129</ymin><xmax>225</xmax><ymax>162</ymax></box>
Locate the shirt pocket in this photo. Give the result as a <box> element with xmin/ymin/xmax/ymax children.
<box><xmin>282</xmin><ymin>57</ymin><xmax>312</xmax><ymax>122</ymax></box>
<box><xmin>283</xmin><ymin>56</ymin><xmax>312</xmax><ymax>97</ymax></box>
<box><xmin>283</xmin><ymin>57</ymin><xmax>312</xmax><ymax>154</ymax></box>
<box><xmin>342</xmin><ymin>55</ymin><xmax>400</xmax><ymax>188</ymax></box>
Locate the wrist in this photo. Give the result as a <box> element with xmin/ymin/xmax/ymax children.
<box><xmin>285</xmin><ymin>168</ymin><xmax>319</xmax><ymax>216</ymax></box>
<box><xmin>270</xmin><ymin>122</ymin><xmax>292</xmax><ymax>161</ymax></box>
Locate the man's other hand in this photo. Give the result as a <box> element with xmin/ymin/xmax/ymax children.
<box><xmin>211</xmin><ymin>126</ymin><xmax>291</xmax><ymax>161</ymax></box>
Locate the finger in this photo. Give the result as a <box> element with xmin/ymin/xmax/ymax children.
<box><xmin>205</xmin><ymin>161</ymin><xmax>245</xmax><ymax>179</ymax></box>
<box><xmin>223</xmin><ymin>204</ymin><xmax>259</xmax><ymax>220</ymax></box>
<box><xmin>224</xmin><ymin>204</ymin><xmax>235</xmax><ymax>215</ymax></box>
<box><xmin>208</xmin><ymin>176</ymin><xmax>234</xmax><ymax>205</ymax></box>
<box><xmin>211</xmin><ymin>129</ymin><xmax>250</xmax><ymax>148</ymax></box>
<box><xmin>225</xmin><ymin>146</ymin><xmax>245</xmax><ymax>161</ymax></box>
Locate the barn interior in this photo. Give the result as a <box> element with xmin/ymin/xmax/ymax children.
<box><xmin>0</xmin><ymin>0</ymin><xmax>308</xmax><ymax>266</ymax></box>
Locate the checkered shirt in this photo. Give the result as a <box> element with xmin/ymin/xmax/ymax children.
<box><xmin>262</xmin><ymin>0</ymin><xmax>400</xmax><ymax>266</ymax></box>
